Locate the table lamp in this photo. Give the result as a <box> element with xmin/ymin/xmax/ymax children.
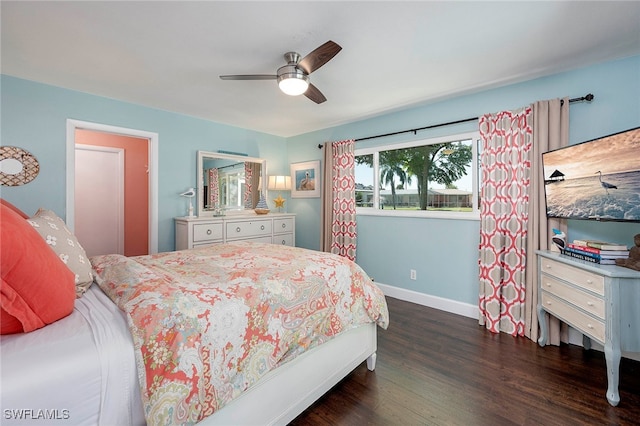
<box><xmin>267</xmin><ymin>175</ymin><xmax>292</xmax><ymax>212</ymax></box>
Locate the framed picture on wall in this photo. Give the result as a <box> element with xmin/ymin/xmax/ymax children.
<box><xmin>290</xmin><ymin>160</ymin><xmax>320</xmax><ymax>198</ymax></box>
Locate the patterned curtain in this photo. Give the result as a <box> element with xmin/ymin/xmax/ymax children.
<box><xmin>320</xmin><ymin>140</ymin><xmax>357</xmax><ymax>261</ymax></box>
<box><xmin>208</xmin><ymin>168</ymin><xmax>219</xmax><ymax>209</ymax></box>
<box><xmin>244</xmin><ymin>163</ymin><xmax>253</xmax><ymax>208</ymax></box>
<box><xmin>478</xmin><ymin>106</ymin><xmax>533</xmax><ymax>336</ymax></box>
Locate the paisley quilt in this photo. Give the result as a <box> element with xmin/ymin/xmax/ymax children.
<box><xmin>91</xmin><ymin>242</ymin><xmax>388</xmax><ymax>426</ymax></box>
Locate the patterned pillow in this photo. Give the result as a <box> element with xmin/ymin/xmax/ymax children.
<box><xmin>27</xmin><ymin>209</ymin><xmax>93</xmax><ymax>297</ymax></box>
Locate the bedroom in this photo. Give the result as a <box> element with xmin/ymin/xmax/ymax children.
<box><xmin>2</xmin><ymin>1</ymin><xmax>640</xmax><ymax>425</ymax></box>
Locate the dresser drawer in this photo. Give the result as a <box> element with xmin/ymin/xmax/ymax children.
<box><xmin>540</xmin><ymin>258</ymin><xmax>604</xmax><ymax>296</ymax></box>
<box><xmin>273</xmin><ymin>233</ymin><xmax>294</xmax><ymax>246</ymax></box>
<box><xmin>540</xmin><ymin>274</ymin><xmax>605</xmax><ymax>319</ymax></box>
<box><xmin>273</xmin><ymin>217</ymin><xmax>294</xmax><ymax>234</ymax></box>
<box><xmin>226</xmin><ymin>219</ymin><xmax>272</xmax><ymax>240</ymax></box>
<box><xmin>541</xmin><ymin>292</ymin><xmax>605</xmax><ymax>342</ymax></box>
<box><xmin>193</xmin><ymin>222</ymin><xmax>224</xmax><ymax>242</ymax></box>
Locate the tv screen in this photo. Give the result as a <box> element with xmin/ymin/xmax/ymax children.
<box><xmin>542</xmin><ymin>127</ymin><xmax>640</xmax><ymax>222</ymax></box>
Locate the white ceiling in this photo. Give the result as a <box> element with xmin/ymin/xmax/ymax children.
<box><xmin>2</xmin><ymin>1</ymin><xmax>639</xmax><ymax>137</ymax></box>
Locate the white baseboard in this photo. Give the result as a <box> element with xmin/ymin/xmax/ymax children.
<box><xmin>375</xmin><ymin>282</ymin><xmax>478</xmax><ymax>320</ymax></box>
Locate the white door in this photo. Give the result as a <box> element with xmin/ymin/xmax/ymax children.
<box><xmin>75</xmin><ymin>144</ymin><xmax>124</xmax><ymax>256</ymax></box>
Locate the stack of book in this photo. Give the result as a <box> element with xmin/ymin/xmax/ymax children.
<box><xmin>561</xmin><ymin>239</ymin><xmax>629</xmax><ymax>265</ymax></box>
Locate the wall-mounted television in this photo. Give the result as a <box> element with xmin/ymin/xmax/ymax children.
<box><xmin>542</xmin><ymin>126</ymin><xmax>640</xmax><ymax>222</ymax></box>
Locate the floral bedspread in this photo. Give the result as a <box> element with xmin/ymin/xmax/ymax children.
<box><xmin>91</xmin><ymin>242</ymin><xmax>388</xmax><ymax>426</ymax></box>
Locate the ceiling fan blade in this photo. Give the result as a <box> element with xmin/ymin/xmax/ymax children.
<box><xmin>219</xmin><ymin>74</ymin><xmax>277</xmax><ymax>80</ymax></box>
<box><xmin>298</xmin><ymin>41</ymin><xmax>342</xmax><ymax>74</ymax></box>
<box><xmin>304</xmin><ymin>83</ymin><xmax>327</xmax><ymax>104</ymax></box>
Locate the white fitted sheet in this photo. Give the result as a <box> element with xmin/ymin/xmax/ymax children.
<box><xmin>0</xmin><ymin>285</ymin><xmax>145</xmax><ymax>425</ymax></box>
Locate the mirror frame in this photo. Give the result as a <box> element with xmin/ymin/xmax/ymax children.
<box><xmin>197</xmin><ymin>151</ymin><xmax>266</xmax><ymax>217</ymax></box>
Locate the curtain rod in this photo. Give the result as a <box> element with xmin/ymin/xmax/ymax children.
<box><xmin>318</xmin><ymin>93</ymin><xmax>594</xmax><ymax>148</ymax></box>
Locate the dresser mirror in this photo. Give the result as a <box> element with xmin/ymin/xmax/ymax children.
<box><xmin>197</xmin><ymin>151</ymin><xmax>266</xmax><ymax>217</ymax></box>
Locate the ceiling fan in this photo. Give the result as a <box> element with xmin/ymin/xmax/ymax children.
<box><xmin>219</xmin><ymin>40</ymin><xmax>342</xmax><ymax>104</ymax></box>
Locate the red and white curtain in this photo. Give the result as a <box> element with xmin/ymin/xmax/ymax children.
<box><xmin>244</xmin><ymin>162</ymin><xmax>253</xmax><ymax>209</ymax></box>
<box><xmin>478</xmin><ymin>106</ymin><xmax>533</xmax><ymax>336</ymax></box>
<box><xmin>208</xmin><ymin>168</ymin><xmax>219</xmax><ymax>209</ymax></box>
<box><xmin>321</xmin><ymin>139</ymin><xmax>357</xmax><ymax>261</ymax></box>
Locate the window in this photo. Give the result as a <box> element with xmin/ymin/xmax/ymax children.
<box><xmin>355</xmin><ymin>131</ymin><xmax>480</xmax><ymax>219</ymax></box>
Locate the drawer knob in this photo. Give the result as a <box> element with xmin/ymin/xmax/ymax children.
<box><xmin>587</xmin><ymin>279</ymin><xmax>593</xmax><ymax>284</ymax></box>
<box><xmin>587</xmin><ymin>301</ymin><xmax>594</xmax><ymax>306</ymax></box>
<box><xmin>545</xmin><ymin>282</ymin><xmax>551</xmax><ymax>287</ymax></box>
<box><xmin>587</xmin><ymin>324</ymin><xmax>594</xmax><ymax>329</ymax></box>
<box><xmin>282</xmin><ymin>223</ymin><xmax>286</xmax><ymax>228</ymax></box>
<box><xmin>236</xmin><ymin>227</ymin><xmax>241</xmax><ymax>233</ymax></box>
<box><xmin>545</xmin><ymin>264</ymin><xmax>552</xmax><ymax>269</ymax></box>
<box><xmin>281</xmin><ymin>240</ymin><xmax>286</xmax><ymax>245</ymax></box>
<box><xmin>261</xmin><ymin>225</ymin><xmax>265</xmax><ymax>230</ymax></box>
<box><xmin>207</xmin><ymin>229</ymin><xmax>212</xmax><ymax>235</ymax></box>
<box><xmin>546</xmin><ymin>301</ymin><xmax>552</xmax><ymax>306</ymax></box>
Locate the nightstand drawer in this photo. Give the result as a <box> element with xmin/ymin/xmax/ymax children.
<box><xmin>273</xmin><ymin>217</ymin><xmax>294</xmax><ymax>234</ymax></box>
<box><xmin>226</xmin><ymin>219</ymin><xmax>272</xmax><ymax>240</ymax></box>
<box><xmin>540</xmin><ymin>258</ymin><xmax>604</xmax><ymax>296</ymax></box>
<box><xmin>193</xmin><ymin>222</ymin><xmax>224</xmax><ymax>242</ymax></box>
<box><xmin>541</xmin><ymin>275</ymin><xmax>605</xmax><ymax>319</ymax></box>
<box><xmin>541</xmin><ymin>292</ymin><xmax>605</xmax><ymax>342</ymax></box>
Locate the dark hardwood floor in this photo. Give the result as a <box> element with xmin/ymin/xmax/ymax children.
<box><xmin>290</xmin><ymin>296</ymin><xmax>640</xmax><ymax>425</ymax></box>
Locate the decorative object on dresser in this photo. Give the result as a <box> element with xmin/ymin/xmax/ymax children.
<box><xmin>290</xmin><ymin>160</ymin><xmax>320</xmax><ymax>198</ymax></box>
<box><xmin>267</xmin><ymin>175</ymin><xmax>292</xmax><ymax>212</ymax></box>
<box><xmin>536</xmin><ymin>250</ymin><xmax>640</xmax><ymax>406</ymax></box>
<box><xmin>175</xmin><ymin>213</ymin><xmax>295</xmax><ymax>250</ymax></box>
<box><xmin>179</xmin><ymin>187</ymin><xmax>196</xmax><ymax>218</ymax></box>
<box><xmin>615</xmin><ymin>233</ymin><xmax>640</xmax><ymax>271</ymax></box>
<box><xmin>254</xmin><ymin>193</ymin><xmax>270</xmax><ymax>215</ymax></box>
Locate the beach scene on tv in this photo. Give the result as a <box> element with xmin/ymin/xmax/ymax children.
<box><xmin>542</xmin><ymin>128</ymin><xmax>640</xmax><ymax>222</ymax></box>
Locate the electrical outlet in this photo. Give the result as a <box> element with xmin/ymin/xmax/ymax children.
<box><xmin>410</xmin><ymin>269</ymin><xmax>417</xmax><ymax>280</ymax></box>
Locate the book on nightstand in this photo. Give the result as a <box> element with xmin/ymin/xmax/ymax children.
<box><xmin>572</xmin><ymin>239</ymin><xmax>629</xmax><ymax>251</ymax></box>
<box><xmin>566</xmin><ymin>243</ymin><xmax>630</xmax><ymax>257</ymax></box>
<box><xmin>561</xmin><ymin>248</ymin><xmax>620</xmax><ymax>265</ymax></box>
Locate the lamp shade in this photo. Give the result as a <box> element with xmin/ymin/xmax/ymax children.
<box><xmin>267</xmin><ymin>175</ymin><xmax>292</xmax><ymax>191</ymax></box>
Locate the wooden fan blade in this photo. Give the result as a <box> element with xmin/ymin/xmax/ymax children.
<box><xmin>298</xmin><ymin>41</ymin><xmax>342</xmax><ymax>74</ymax></box>
<box><xmin>304</xmin><ymin>83</ymin><xmax>327</xmax><ymax>104</ymax></box>
<box><xmin>219</xmin><ymin>74</ymin><xmax>277</xmax><ymax>80</ymax></box>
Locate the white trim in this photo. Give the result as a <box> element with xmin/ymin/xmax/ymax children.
<box><xmin>66</xmin><ymin>119</ymin><xmax>159</xmax><ymax>254</ymax></box>
<box><xmin>355</xmin><ymin>131</ymin><xmax>480</xmax><ymax>218</ymax></box>
<box><xmin>375</xmin><ymin>282</ymin><xmax>478</xmax><ymax>319</ymax></box>
<box><xmin>356</xmin><ymin>208</ymin><xmax>480</xmax><ymax>220</ymax></box>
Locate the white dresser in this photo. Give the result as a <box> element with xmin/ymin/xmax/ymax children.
<box><xmin>536</xmin><ymin>250</ymin><xmax>640</xmax><ymax>406</ymax></box>
<box><xmin>175</xmin><ymin>213</ymin><xmax>295</xmax><ymax>250</ymax></box>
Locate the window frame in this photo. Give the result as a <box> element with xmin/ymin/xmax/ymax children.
<box><xmin>355</xmin><ymin>131</ymin><xmax>481</xmax><ymax>220</ymax></box>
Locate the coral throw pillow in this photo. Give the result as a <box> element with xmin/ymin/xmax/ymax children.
<box><xmin>0</xmin><ymin>198</ymin><xmax>29</xmax><ymax>219</ymax></box>
<box><xmin>1</xmin><ymin>205</ymin><xmax>76</xmax><ymax>334</ymax></box>
<box><xmin>27</xmin><ymin>208</ymin><xmax>94</xmax><ymax>297</ymax></box>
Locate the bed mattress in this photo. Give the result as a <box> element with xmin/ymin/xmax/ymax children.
<box><xmin>0</xmin><ymin>285</ymin><xmax>145</xmax><ymax>425</ymax></box>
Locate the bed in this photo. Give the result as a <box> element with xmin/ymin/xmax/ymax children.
<box><xmin>1</xmin><ymin>201</ymin><xmax>389</xmax><ymax>426</ymax></box>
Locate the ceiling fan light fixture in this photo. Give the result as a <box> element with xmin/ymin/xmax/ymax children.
<box><xmin>277</xmin><ymin>66</ymin><xmax>309</xmax><ymax>96</ymax></box>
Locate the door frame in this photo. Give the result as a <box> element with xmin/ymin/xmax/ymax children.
<box><xmin>75</xmin><ymin>144</ymin><xmax>125</xmax><ymax>255</ymax></box>
<box><xmin>66</xmin><ymin>119</ymin><xmax>159</xmax><ymax>254</ymax></box>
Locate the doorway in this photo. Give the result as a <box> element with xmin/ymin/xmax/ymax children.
<box><xmin>66</xmin><ymin>120</ymin><xmax>159</xmax><ymax>255</ymax></box>
<box><xmin>75</xmin><ymin>144</ymin><xmax>125</xmax><ymax>256</ymax></box>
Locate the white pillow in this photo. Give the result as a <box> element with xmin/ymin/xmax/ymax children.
<box><xmin>27</xmin><ymin>209</ymin><xmax>93</xmax><ymax>297</ymax></box>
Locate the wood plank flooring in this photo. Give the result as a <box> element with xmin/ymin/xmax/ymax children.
<box><xmin>290</xmin><ymin>296</ymin><xmax>640</xmax><ymax>425</ymax></box>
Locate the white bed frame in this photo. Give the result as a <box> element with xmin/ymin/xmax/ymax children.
<box><xmin>200</xmin><ymin>323</ymin><xmax>378</xmax><ymax>425</ymax></box>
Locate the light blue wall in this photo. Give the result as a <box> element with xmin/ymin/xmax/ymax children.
<box><xmin>286</xmin><ymin>55</ymin><xmax>640</xmax><ymax>305</ymax></box>
<box><xmin>0</xmin><ymin>75</ymin><xmax>288</xmax><ymax>253</ymax></box>
<box><xmin>2</xmin><ymin>56</ymin><xmax>638</xmax><ymax>306</ymax></box>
